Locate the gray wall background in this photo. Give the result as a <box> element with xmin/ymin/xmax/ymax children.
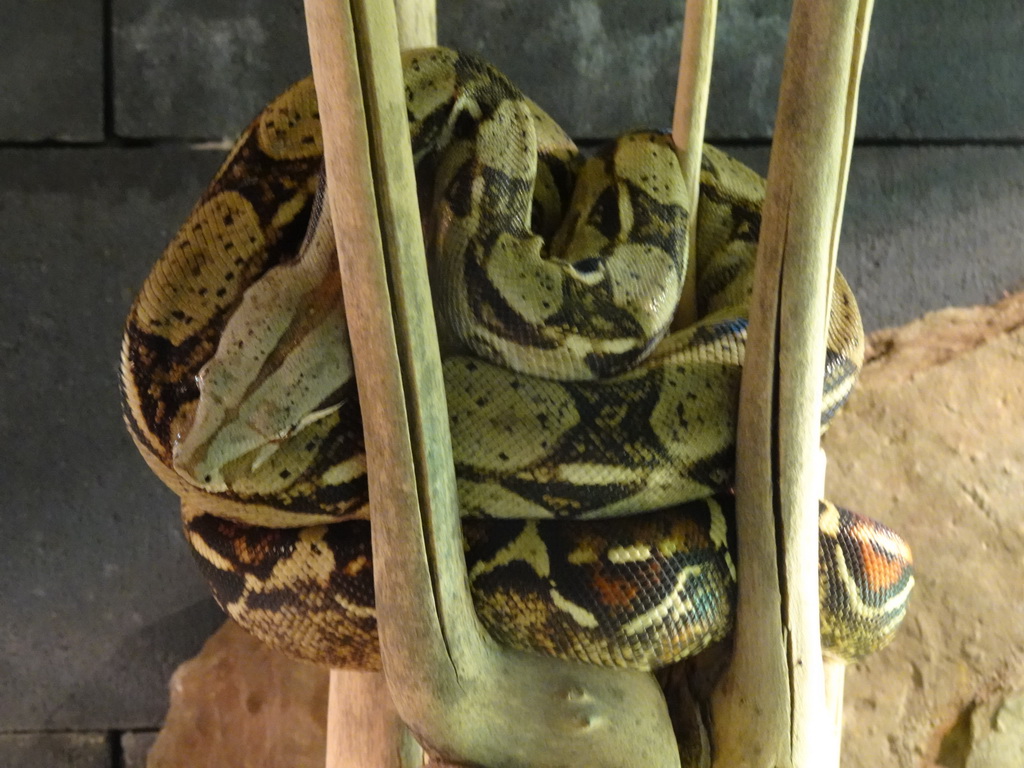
<box><xmin>1</xmin><ymin>0</ymin><xmax>1021</xmax><ymax>762</ymax></box>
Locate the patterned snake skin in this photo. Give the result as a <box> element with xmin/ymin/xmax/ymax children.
<box><xmin>120</xmin><ymin>47</ymin><xmax>913</xmax><ymax>670</ymax></box>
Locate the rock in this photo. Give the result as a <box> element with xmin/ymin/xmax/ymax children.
<box><xmin>826</xmin><ymin>291</ymin><xmax>1024</xmax><ymax>768</ymax></box>
<box><xmin>148</xmin><ymin>293</ymin><xmax>1024</xmax><ymax>766</ymax></box>
<box><xmin>964</xmin><ymin>690</ymin><xmax>1024</xmax><ymax>768</ymax></box>
<box><xmin>936</xmin><ymin>689</ymin><xmax>1024</xmax><ymax>768</ymax></box>
<box><xmin>145</xmin><ymin>621</ymin><xmax>328</xmax><ymax>768</ymax></box>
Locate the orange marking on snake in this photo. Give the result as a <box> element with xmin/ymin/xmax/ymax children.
<box><xmin>592</xmin><ymin>572</ymin><xmax>640</xmax><ymax>607</ymax></box>
<box><xmin>856</xmin><ymin>522</ymin><xmax>912</xmax><ymax>593</ymax></box>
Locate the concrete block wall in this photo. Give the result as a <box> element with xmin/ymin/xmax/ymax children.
<box><xmin>1</xmin><ymin>1</ymin><xmax>1021</xmax><ymax>764</ymax></box>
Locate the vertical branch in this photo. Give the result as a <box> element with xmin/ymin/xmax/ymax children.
<box><xmin>326</xmin><ymin>669</ymin><xmax>424</xmax><ymax>767</ymax></box>
<box><xmin>671</xmin><ymin>0</ymin><xmax>717</xmax><ymax>329</ymax></box>
<box><xmin>710</xmin><ymin>1</ymin><xmax>875</xmax><ymax>766</ymax></box>
<box><xmin>305</xmin><ymin>1</ymin><xmax>436</xmax><ymax>767</ymax></box>
<box><xmin>394</xmin><ymin>0</ymin><xmax>436</xmax><ymax>50</ymax></box>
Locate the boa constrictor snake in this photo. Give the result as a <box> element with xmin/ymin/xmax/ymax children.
<box><xmin>120</xmin><ymin>47</ymin><xmax>913</xmax><ymax>670</ymax></box>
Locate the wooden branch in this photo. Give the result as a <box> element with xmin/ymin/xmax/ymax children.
<box><xmin>325</xmin><ymin>670</ymin><xmax>423</xmax><ymax>767</ymax></box>
<box><xmin>709</xmin><ymin>1</ymin><xmax>875</xmax><ymax>767</ymax></box>
<box><xmin>394</xmin><ymin>0</ymin><xmax>435</xmax><ymax>50</ymax></box>
<box><xmin>671</xmin><ymin>0</ymin><xmax>717</xmax><ymax>329</ymax></box>
<box><xmin>307</xmin><ymin>0</ymin><xmax>681</xmax><ymax>766</ymax></box>
<box><xmin>305</xmin><ymin>1</ymin><xmax>435</xmax><ymax>766</ymax></box>
<box><xmin>823</xmin><ymin>661</ymin><xmax>847</xmax><ymax>765</ymax></box>
<box><xmin>815</xmin><ymin>449</ymin><xmax>847</xmax><ymax>762</ymax></box>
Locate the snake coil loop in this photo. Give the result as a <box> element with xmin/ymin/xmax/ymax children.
<box><xmin>120</xmin><ymin>47</ymin><xmax>913</xmax><ymax>670</ymax></box>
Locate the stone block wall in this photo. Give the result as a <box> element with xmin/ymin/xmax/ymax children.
<box><xmin>1</xmin><ymin>1</ymin><xmax>1021</xmax><ymax>763</ymax></box>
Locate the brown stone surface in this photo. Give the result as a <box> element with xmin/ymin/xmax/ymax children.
<box><xmin>146</xmin><ymin>621</ymin><xmax>329</xmax><ymax>768</ymax></box>
<box><xmin>827</xmin><ymin>292</ymin><xmax>1024</xmax><ymax>768</ymax></box>
<box><xmin>148</xmin><ymin>294</ymin><xmax>1024</xmax><ymax>766</ymax></box>
<box><xmin>962</xmin><ymin>690</ymin><xmax>1024</xmax><ymax>767</ymax></box>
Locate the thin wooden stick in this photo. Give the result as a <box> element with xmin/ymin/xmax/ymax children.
<box><xmin>671</xmin><ymin>0</ymin><xmax>717</xmax><ymax>329</ymax></box>
<box><xmin>326</xmin><ymin>670</ymin><xmax>423</xmax><ymax>767</ymax></box>
<box><xmin>815</xmin><ymin>449</ymin><xmax>847</xmax><ymax>762</ymax></box>
<box><xmin>394</xmin><ymin>0</ymin><xmax>436</xmax><ymax>50</ymax></box>
<box><xmin>823</xmin><ymin>661</ymin><xmax>847</xmax><ymax>764</ymax></box>
<box><xmin>819</xmin><ymin>4</ymin><xmax>878</xmax><ymax>756</ymax></box>
<box><xmin>709</xmin><ymin>1</ymin><xmax>875</xmax><ymax>766</ymax></box>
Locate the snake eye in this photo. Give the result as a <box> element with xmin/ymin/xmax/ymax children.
<box><xmin>572</xmin><ymin>258</ymin><xmax>601</xmax><ymax>274</ymax></box>
<box><xmin>453</xmin><ymin>109</ymin><xmax>478</xmax><ymax>140</ymax></box>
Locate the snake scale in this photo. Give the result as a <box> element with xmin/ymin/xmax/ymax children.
<box><xmin>120</xmin><ymin>47</ymin><xmax>913</xmax><ymax>671</ymax></box>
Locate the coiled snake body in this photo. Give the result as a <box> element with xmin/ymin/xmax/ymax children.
<box><xmin>120</xmin><ymin>47</ymin><xmax>913</xmax><ymax>670</ymax></box>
